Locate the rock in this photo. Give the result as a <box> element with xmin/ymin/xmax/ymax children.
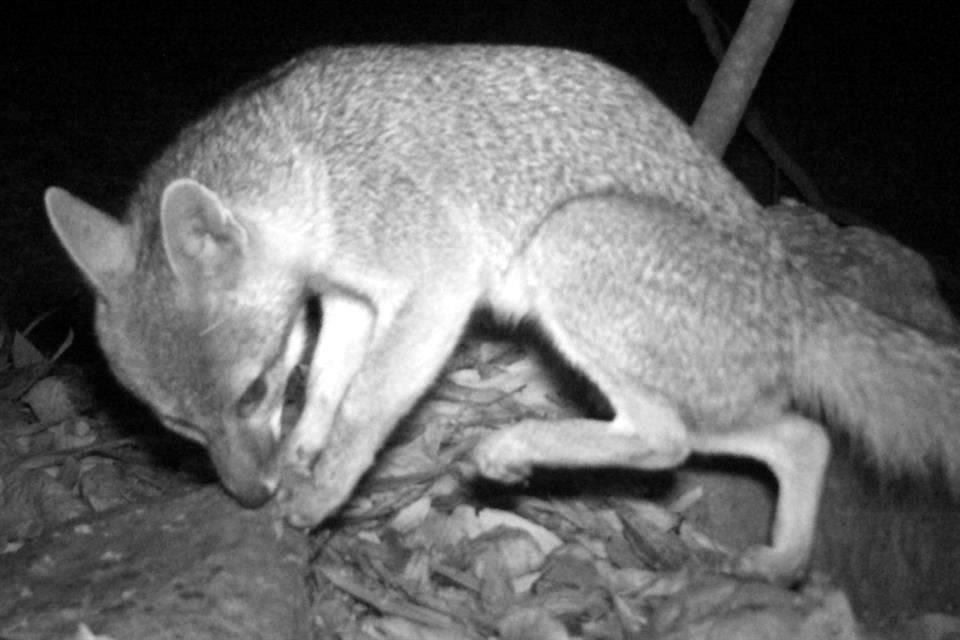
<box><xmin>765</xmin><ymin>200</ymin><xmax>957</xmax><ymax>337</ymax></box>
<box><xmin>0</xmin><ymin>486</ymin><xmax>309</xmax><ymax>640</ymax></box>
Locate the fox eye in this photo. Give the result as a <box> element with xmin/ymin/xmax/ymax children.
<box><xmin>236</xmin><ymin>376</ymin><xmax>267</xmax><ymax>418</ymax></box>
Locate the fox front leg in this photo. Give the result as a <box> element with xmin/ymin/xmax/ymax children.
<box><xmin>284</xmin><ymin>293</ymin><xmax>375</xmax><ymax>466</ymax></box>
<box><xmin>279</xmin><ymin>283</ymin><xmax>479</xmax><ymax>527</ymax></box>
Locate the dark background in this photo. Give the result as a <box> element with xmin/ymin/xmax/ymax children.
<box><xmin>2</xmin><ymin>1</ymin><xmax>958</xmax><ymax>342</ymax></box>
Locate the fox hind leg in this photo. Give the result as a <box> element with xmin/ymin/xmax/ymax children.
<box><xmin>472</xmin><ymin>366</ymin><xmax>692</xmax><ymax>483</ymax></box>
<box><xmin>692</xmin><ymin>415</ymin><xmax>831</xmax><ymax>583</ymax></box>
<box><xmin>475</xmin><ymin>274</ymin><xmax>693</xmax><ymax>485</ymax></box>
<box><xmin>478</xmin><ymin>194</ymin><xmax>828</xmax><ymax>584</ymax></box>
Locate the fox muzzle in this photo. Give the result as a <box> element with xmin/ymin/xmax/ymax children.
<box><xmin>208</xmin><ymin>424</ymin><xmax>281</xmax><ymax>508</ymax></box>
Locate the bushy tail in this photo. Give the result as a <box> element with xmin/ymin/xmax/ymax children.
<box><xmin>793</xmin><ymin>288</ymin><xmax>960</xmax><ymax>492</ymax></box>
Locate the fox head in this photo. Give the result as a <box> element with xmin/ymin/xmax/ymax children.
<box><xmin>44</xmin><ymin>179</ymin><xmax>309</xmax><ymax>507</ymax></box>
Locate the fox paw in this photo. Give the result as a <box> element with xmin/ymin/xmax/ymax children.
<box><xmin>275</xmin><ymin>461</ymin><xmax>344</xmax><ymax>529</ymax></box>
<box><xmin>733</xmin><ymin>545</ymin><xmax>808</xmax><ymax>587</ymax></box>
<box><xmin>470</xmin><ymin>430</ymin><xmax>536</xmax><ymax>484</ymax></box>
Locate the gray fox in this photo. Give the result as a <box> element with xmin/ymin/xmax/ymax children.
<box><xmin>43</xmin><ymin>45</ymin><xmax>960</xmax><ymax>583</ymax></box>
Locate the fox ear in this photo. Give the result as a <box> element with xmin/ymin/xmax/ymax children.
<box><xmin>44</xmin><ymin>187</ymin><xmax>135</xmax><ymax>298</ymax></box>
<box><xmin>160</xmin><ymin>178</ymin><xmax>249</xmax><ymax>286</ymax></box>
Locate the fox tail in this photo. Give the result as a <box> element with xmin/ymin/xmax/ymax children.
<box><xmin>794</xmin><ymin>288</ymin><xmax>960</xmax><ymax>492</ymax></box>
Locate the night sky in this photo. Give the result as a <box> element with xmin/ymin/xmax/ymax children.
<box><xmin>2</xmin><ymin>1</ymin><xmax>958</xmax><ymax>329</ymax></box>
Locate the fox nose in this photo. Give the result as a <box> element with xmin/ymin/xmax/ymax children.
<box><xmin>227</xmin><ymin>472</ymin><xmax>280</xmax><ymax>508</ymax></box>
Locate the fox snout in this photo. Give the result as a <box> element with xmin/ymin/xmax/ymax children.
<box><xmin>207</xmin><ymin>420</ymin><xmax>282</xmax><ymax>508</ymax></box>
